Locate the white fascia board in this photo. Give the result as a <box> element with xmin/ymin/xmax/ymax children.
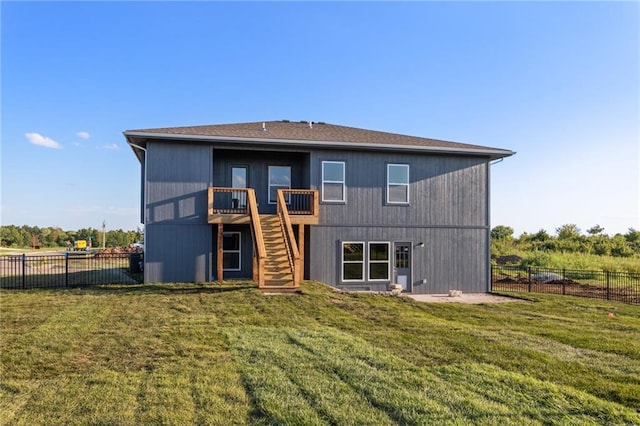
<box><xmin>122</xmin><ymin>131</ymin><xmax>516</xmax><ymax>159</ymax></box>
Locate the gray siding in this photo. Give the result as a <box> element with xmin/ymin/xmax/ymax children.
<box><xmin>140</xmin><ymin>141</ymin><xmax>491</xmax><ymax>291</ymax></box>
<box><xmin>307</xmin><ymin>150</ymin><xmax>490</xmax><ymax>293</ymax></box>
<box><xmin>310</xmin><ymin>151</ymin><xmax>487</xmax><ymax>227</ymax></box>
<box><xmin>144</xmin><ymin>223</ymin><xmax>212</xmax><ymax>283</ymax></box>
<box><xmin>308</xmin><ymin>226</ymin><xmax>488</xmax><ymax>294</ymax></box>
<box><xmin>144</xmin><ymin>143</ymin><xmax>213</xmax><ymax>282</ymax></box>
<box><xmin>146</xmin><ymin>143</ymin><xmax>212</xmax><ymax>224</ymax></box>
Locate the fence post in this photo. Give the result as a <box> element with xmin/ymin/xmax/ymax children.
<box><xmin>528</xmin><ymin>266</ymin><xmax>532</xmax><ymax>293</ymax></box>
<box><xmin>490</xmin><ymin>265</ymin><xmax>492</xmax><ymax>292</ymax></box>
<box><xmin>606</xmin><ymin>271</ymin><xmax>610</xmax><ymax>301</ymax></box>
<box><xmin>22</xmin><ymin>254</ymin><xmax>26</xmax><ymax>289</ymax></box>
<box><xmin>562</xmin><ymin>268</ymin><xmax>566</xmax><ymax>295</ymax></box>
<box><xmin>65</xmin><ymin>252</ymin><xmax>69</xmax><ymax>287</ymax></box>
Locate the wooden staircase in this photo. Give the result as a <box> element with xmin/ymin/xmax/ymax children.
<box><xmin>259</xmin><ymin>215</ymin><xmax>295</xmax><ymax>288</ymax></box>
<box><xmin>209</xmin><ymin>187</ymin><xmax>315</xmax><ymax>291</ymax></box>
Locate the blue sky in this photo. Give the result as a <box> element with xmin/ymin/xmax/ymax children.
<box><xmin>1</xmin><ymin>1</ymin><xmax>638</xmax><ymax>237</ymax></box>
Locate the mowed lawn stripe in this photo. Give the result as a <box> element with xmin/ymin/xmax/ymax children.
<box><xmin>226</xmin><ymin>327</ymin><xmax>397</xmax><ymax>425</ymax></box>
<box><xmin>1</xmin><ymin>282</ymin><xmax>640</xmax><ymax>425</ymax></box>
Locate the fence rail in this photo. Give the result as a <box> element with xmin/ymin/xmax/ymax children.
<box><xmin>492</xmin><ymin>265</ymin><xmax>640</xmax><ymax>305</ymax></box>
<box><xmin>0</xmin><ymin>252</ymin><xmax>143</xmax><ymax>289</ymax></box>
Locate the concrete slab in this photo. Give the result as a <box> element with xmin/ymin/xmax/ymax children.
<box><xmin>405</xmin><ymin>293</ymin><xmax>525</xmax><ymax>304</ymax></box>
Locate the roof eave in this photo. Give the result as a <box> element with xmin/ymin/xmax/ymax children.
<box><xmin>123</xmin><ymin>131</ymin><xmax>515</xmax><ymax>160</ymax></box>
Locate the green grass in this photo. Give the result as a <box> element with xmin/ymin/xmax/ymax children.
<box><xmin>1</xmin><ymin>282</ymin><xmax>639</xmax><ymax>425</ymax></box>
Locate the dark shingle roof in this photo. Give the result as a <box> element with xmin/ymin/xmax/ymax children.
<box><xmin>125</xmin><ymin>120</ymin><xmax>514</xmax><ymax>158</ymax></box>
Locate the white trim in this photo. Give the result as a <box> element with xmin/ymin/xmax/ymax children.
<box><xmin>268</xmin><ymin>165</ymin><xmax>291</xmax><ymax>204</ymax></box>
<box><xmin>368</xmin><ymin>241</ymin><xmax>391</xmax><ymax>281</ymax></box>
<box><xmin>341</xmin><ymin>241</ymin><xmax>364</xmax><ymax>282</ymax></box>
<box><xmin>321</xmin><ymin>161</ymin><xmax>346</xmax><ymax>203</ymax></box>
<box><xmin>387</xmin><ymin>164</ymin><xmax>410</xmax><ymax>205</ymax></box>
<box><xmin>222</xmin><ymin>232</ymin><xmax>241</xmax><ymax>271</ymax></box>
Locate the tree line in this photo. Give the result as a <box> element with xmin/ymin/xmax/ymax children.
<box><xmin>0</xmin><ymin>225</ymin><xmax>143</xmax><ymax>249</ymax></box>
<box><xmin>491</xmin><ymin>224</ymin><xmax>640</xmax><ymax>258</ymax></box>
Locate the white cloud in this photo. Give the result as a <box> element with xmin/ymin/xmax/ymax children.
<box><xmin>102</xmin><ymin>143</ymin><xmax>120</xmax><ymax>150</ymax></box>
<box><xmin>25</xmin><ymin>132</ymin><xmax>62</xmax><ymax>149</ymax></box>
<box><xmin>76</xmin><ymin>131</ymin><xmax>91</xmax><ymax>139</ymax></box>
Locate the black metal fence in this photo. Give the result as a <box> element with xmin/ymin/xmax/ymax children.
<box><xmin>492</xmin><ymin>265</ymin><xmax>640</xmax><ymax>305</ymax></box>
<box><xmin>0</xmin><ymin>252</ymin><xmax>143</xmax><ymax>289</ymax></box>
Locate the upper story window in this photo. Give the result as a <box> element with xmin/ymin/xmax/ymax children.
<box><xmin>322</xmin><ymin>161</ymin><xmax>345</xmax><ymax>202</ymax></box>
<box><xmin>387</xmin><ymin>164</ymin><xmax>409</xmax><ymax>204</ymax></box>
<box><xmin>268</xmin><ymin>166</ymin><xmax>291</xmax><ymax>204</ymax></box>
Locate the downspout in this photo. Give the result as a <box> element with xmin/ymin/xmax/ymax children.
<box><xmin>129</xmin><ymin>143</ymin><xmax>147</xmax><ymax>225</ymax></box>
<box><xmin>486</xmin><ymin>159</ymin><xmax>491</xmax><ymax>293</ymax></box>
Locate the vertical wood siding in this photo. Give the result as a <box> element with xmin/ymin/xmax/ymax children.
<box><xmin>310</xmin><ymin>150</ymin><xmax>487</xmax><ymax>227</ymax></box>
<box><xmin>309</xmin><ymin>226</ymin><xmax>488</xmax><ymax>294</ymax></box>
<box><xmin>146</xmin><ymin>143</ymin><xmax>212</xmax><ymax>224</ymax></box>
<box><xmin>144</xmin><ymin>143</ymin><xmax>213</xmax><ymax>282</ymax></box>
<box><xmin>144</xmin><ymin>223</ymin><xmax>212</xmax><ymax>283</ymax></box>
<box><xmin>307</xmin><ymin>149</ymin><xmax>490</xmax><ymax>293</ymax></box>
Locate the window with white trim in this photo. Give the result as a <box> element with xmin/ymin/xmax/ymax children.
<box><xmin>368</xmin><ymin>242</ymin><xmax>390</xmax><ymax>281</ymax></box>
<box><xmin>387</xmin><ymin>164</ymin><xmax>409</xmax><ymax>204</ymax></box>
<box><xmin>322</xmin><ymin>161</ymin><xmax>345</xmax><ymax>202</ymax></box>
<box><xmin>342</xmin><ymin>242</ymin><xmax>364</xmax><ymax>281</ymax></box>
<box><xmin>223</xmin><ymin>232</ymin><xmax>241</xmax><ymax>271</ymax></box>
<box><xmin>268</xmin><ymin>166</ymin><xmax>291</xmax><ymax>204</ymax></box>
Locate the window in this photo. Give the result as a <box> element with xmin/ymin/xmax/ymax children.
<box><xmin>223</xmin><ymin>232</ymin><xmax>241</xmax><ymax>271</ymax></box>
<box><xmin>268</xmin><ymin>166</ymin><xmax>291</xmax><ymax>204</ymax></box>
<box><xmin>368</xmin><ymin>242</ymin><xmax>390</xmax><ymax>281</ymax></box>
<box><xmin>387</xmin><ymin>164</ymin><xmax>409</xmax><ymax>204</ymax></box>
<box><xmin>322</xmin><ymin>161</ymin><xmax>345</xmax><ymax>202</ymax></box>
<box><xmin>342</xmin><ymin>242</ymin><xmax>364</xmax><ymax>281</ymax></box>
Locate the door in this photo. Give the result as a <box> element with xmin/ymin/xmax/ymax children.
<box><xmin>231</xmin><ymin>166</ymin><xmax>247</xmax><ymax>210</ymax></box>
<box><xmin>394</xmin><ymin>242</ymin><xmax>411</xmax><ymax>292</ymax></box>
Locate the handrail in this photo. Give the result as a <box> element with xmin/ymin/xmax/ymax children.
<box><xmin>277</xmin><ymin>189</ymin><xmax>301</xmax><ymax>286</ymax></box>
<box><xmin>247</xmin><ymin>189</ymin><xmax>266</xmax><ymax>287</ymax></box>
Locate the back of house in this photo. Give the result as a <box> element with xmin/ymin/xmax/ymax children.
<box><xmin>124</xmin><ymin>120</ymin><xmax>513</xmax><ymax>293</ymax></box>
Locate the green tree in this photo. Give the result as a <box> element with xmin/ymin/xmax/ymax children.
<box><xmin>587</xmin><ymin>225</ymin><xmax>605</xmax><ymax>236</ymax></box>
<box><xmin>491</xmin><ymin>225</ymin><xmax>514</xmax><ymax>240</ymax></box>
<box><xmin>624</xmin><ymin>228</ymin><xmax>640</xmax><ymax>253</ymax></box>
<box><xmin>556</xmin><ymin>224</ymin><xmax>581</xmax><ymax>240</ymax></box>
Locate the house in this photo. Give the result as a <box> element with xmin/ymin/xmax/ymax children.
<box><xmin>124</xmin><ymin>120</ymin><xmax>514</xmax><ymax>293</ymax></box>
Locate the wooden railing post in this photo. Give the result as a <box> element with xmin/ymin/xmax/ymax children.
<box><xmin>217</xmin><ymin>224</ymin><xmax>224</xmax><ymax>283</ymax></box>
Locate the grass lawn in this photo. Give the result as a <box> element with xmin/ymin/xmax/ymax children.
<box><xmin>1</xmin><ymin>281</ymin><xmax>639</xmax><ymax>425</ymax></box>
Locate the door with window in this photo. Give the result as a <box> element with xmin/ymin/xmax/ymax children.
<box><xmin>394</xmin><ymin>242</ymin><xmax>411</xmax><ymax>291</ymax></box>
<box><xmin>231</xmin><ymin>166</ymin><xmax>247</xmax><ymax>211</ymax></box>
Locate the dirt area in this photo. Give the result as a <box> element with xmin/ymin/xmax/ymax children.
<box><xmin>406</xmin><ymin>293</ymin><xmax>525</xmax><ymax>304</ymax></box>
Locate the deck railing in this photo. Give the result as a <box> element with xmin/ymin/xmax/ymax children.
<box><xmin>208</xmin><ymin>187</ymin><xmax>249</xmax><ymax>215</ymax></box>
<box><xmin>277</xmin><ymin>190</ymin><xmax>301</xmax><ymax>287</ymax></box>
<box><xmin>280</xmin><ymin>189</ymin><xmax>318</xmax><ymax>217</ymax></box>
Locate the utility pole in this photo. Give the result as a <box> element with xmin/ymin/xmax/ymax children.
<box><xmin>102</xmin><ymin>220</ymin><xmax>106</xmax><ymax>249</ymax></box>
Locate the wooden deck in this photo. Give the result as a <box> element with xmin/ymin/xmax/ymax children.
<box><xmin>208</xmin><ymin>187</ymin><xmax>317</xmax><ymax>291</ymax></box>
